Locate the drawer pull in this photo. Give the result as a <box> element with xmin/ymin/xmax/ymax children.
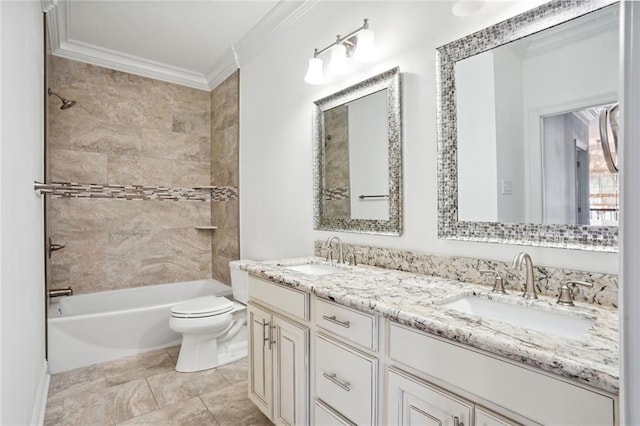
<box><xmin>453</xmin><ymin>416</ymin><xmax>463</xmax><ymax>426</ymax></box>
<box><xmin>322</xmin><ymin>315</ymin><xmax>351</xmax><ymax>328</ymax></box>
<box><xmin>323</xmin><ymin>372</ymin><xmax>351</xmax><ymax>391</ymax></box>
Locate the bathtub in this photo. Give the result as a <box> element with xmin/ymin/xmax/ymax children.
<box><xmin>48</xmin><ymin>279</ymin><xmax>232</xmax><ymax>374</ymax></box>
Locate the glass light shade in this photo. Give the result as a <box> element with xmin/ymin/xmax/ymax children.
<box><xmin>304</xmin><ymin>57</ymin><xmax>324</xmax><ymax>85</ymax></box>
<box><xmin>452</xmin><ymin>0</ymin><xmax>486</xmax><ymax>17</ymax></box>
<box><xmin>328</xmin><ymin>44</ymin><xmax>349</xmax><ymax>75</ymax></box>
<box><xmin>354</xmin><ymin>28</ymin><xmax>375</xmax><ymax>62</ymax></box>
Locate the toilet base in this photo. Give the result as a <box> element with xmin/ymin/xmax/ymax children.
<box><xmin>174</xmin><ymin>326</ymin><xmax>248</xmax><ymax>373</ymax></box>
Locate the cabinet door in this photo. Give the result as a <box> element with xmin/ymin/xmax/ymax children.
<box><xmin>248</xmin><ymin>304</ymin><xmax>273</xmax><ymax>419</ymax></box>
<box><xmin>273</xmin><ymin>315</ymin><xmax>309</xmax><ymax>426</ymax></box>
<box><xmin>387</xmin><ymin>368</ymin><xmax>472</xmax><ymax>426</ymax></box>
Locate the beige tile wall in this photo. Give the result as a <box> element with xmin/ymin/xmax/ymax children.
<box><xmin>48</xmin><ymin>56</ymin><xmax>218</xmax><ymax>294</ymax></box>
<box><xmin>210</xmin><ymin>71</ymin><xmax>240</xmax><ymax>285</ymax></box>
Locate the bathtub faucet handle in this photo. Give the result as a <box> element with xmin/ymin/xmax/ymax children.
<box><xmin>48</xmin><ymin>237</ymin><xmax>65</xmax><ymax>259</ymax></box>
<box><xmin>49</xmin><ymin>287</ymin><xmax>73</xmax><ymax>298</ymax></box>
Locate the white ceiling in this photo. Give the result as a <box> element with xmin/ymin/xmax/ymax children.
<box><xmin>43</xmin><ymin>0</ymin><xmax>316</xmax><ymax>90</ymax></box>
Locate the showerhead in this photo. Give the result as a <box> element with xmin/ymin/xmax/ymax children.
<box><xmin>48</xmin><ymin>88</ymin><xmax>76</xmax><ymax>110</ymax></box>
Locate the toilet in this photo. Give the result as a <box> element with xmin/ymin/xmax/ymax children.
<box><xmin>169</xmin><ymin>260</ymin><xmax>252</xmax><ymax>372</ymax></box>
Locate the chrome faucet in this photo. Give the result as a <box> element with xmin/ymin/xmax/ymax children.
<box><xmin>325</xmin><ymin>236</ymin><xmax>345</xmax><ymax>264</ymax></box>
<box><xmin>511</xmin><ymin>252</ymin><xmax>537</xmax><ymax>299</ymax></box>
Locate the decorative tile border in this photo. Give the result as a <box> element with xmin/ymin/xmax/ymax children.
<box><xmin>313</xmin><ymin>67</ymin><xmax>402</xmax><ymax>236</ymax></box>
<box><xmin>436</xmin><ymin>0</ymin><xmax>618</xmax><ymax>252</ymax></box>
<box><xmin>34</xmin><ymin>181</ymin><xmax>238</xmax><ymax>202</ymax></box>
<box><xmin>314</xmin><ymin>241</ymin><xmax>618</xmax><ymax>308</ymax></box>
<box><xmin>324</xmin><ymin>187</ymin><xmax>349</xmax><ymax>201</ymax></box>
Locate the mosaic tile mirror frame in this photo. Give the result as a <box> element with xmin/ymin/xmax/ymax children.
<box><xmin>436</xmin><ymin>0</ymin><xmax>619</xmax><ymax>252</ymax></box>
<box><xmin>313</xmin><ymin>67</ymin><xmax>402</xmax><ymax>235</ymax></box>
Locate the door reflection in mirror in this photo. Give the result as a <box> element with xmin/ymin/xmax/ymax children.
<box><xmin>541</xmin><ymin>104</ymin><xmax>619</xmax><ymax>226</ymax></box>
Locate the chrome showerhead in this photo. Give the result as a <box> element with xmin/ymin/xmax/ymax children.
<box><xmin>48</xmin><ymin>88</ymin><xmax>76</xmax><ymax>110</ymax></box>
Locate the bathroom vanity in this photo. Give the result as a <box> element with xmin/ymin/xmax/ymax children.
<box><xmin>244</xmin><ymin>258</ymin><xmax>618</xmax><ymax>426</ymax></box>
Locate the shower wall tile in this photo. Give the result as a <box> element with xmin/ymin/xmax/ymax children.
<box><xmin>49</xmin><ymin>149</ymin><xmax>108</xmax><ymax>183</ymax></box>
<box><xmin>48</xmin><ymin>56</ymin><xmax>213</xmax><ymax>294</ymax></box>
<box><xmin>210</xmin><ymin>71</ymin><xmax>240</xmax><ymax>285</ymax></box>
<box><xmin>107</xmin><ymin>154</ymin><xmax>173</xmax><ymax>186</ymax></box>
<box><xmin>171</xmin><ymin>160</ymin><xmax>210</xmax><ymax>187</ymax></box>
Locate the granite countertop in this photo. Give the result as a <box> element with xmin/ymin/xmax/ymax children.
<box><xmin>243</xmin><ymin>257</ymin><xmax>619</xmax><ymax>395</ymax></box>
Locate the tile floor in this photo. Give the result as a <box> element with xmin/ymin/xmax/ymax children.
<box><xmin>44</xmin><ymin>347</ymin><xmax>272</xmax><ymax>426</ymax></box>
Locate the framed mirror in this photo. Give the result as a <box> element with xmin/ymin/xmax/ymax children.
<box><xmin>437</xmin><ymin>0</ymin><xmax>618</xmax><ymax>251</ymax></box>
<box><xmin>313</xmin><ymin>67</ymin><xmax>402</xmax><ymax>235</ymax></box>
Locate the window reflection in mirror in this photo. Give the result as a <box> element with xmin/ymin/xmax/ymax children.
<box><xmin>455</xmin><ymin>4</ymin><xmax>618</xmax><ymax>226</ymax></box>
<box><xmin>323</xmin><ymin>89</ymin><xmax>389</xmax><ymax>221</ymax></box>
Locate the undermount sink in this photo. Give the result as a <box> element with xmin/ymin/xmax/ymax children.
<box><xmin>440</xmin><ymin>295</ymin><xmax>595</xmax><ymax>339</ymax></box>
<box><xmin>284</xmin><ymin>262</ymin><xmax>346</xmax><ymax>276</ymax></box>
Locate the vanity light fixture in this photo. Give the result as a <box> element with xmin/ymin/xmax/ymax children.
<box><xmin>304</xmin><ymin>18</ymin><xmax>375</xmax><ymax>85</ymax></box>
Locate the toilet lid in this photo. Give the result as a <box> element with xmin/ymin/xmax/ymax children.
<box><xmin>171</xmin><ymin>296</ymin><xmax>234</xmax><ymax>318</ymax></box>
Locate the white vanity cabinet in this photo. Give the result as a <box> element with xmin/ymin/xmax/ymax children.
<box><xmin>247</xmin><ymin>277</ymin><xmax>310</xmax><ymax>426</ymax></box>
<box><xmin>246</xmin><ymin>273</ymin><xmax>616</xmax><ymax>426</ymax></box>
<box><xmin>388</xmin><ymin>322</ymin><xmax>616</xmax><ymax>426</ymax></box>
<box><xmin>313</xmin><ymin>299</ymin><xmax>380</xmax><ymax>425</ymax></box>
<box><xmin>387</xmin><ymin>367</ymin><xmax>473</xmax><ymax>426</ymax></box>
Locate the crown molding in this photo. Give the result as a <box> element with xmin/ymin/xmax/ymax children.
<box><xmin>205</xmin><ymin>0</ymin><xmax>318</xmax><ymax>89</ymax></box>
<box><xmin>45</xmin><ymin>0</ymin><xmax>317</xmax><ymax>91</ymax></box>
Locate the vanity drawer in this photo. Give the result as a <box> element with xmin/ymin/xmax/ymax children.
<box><xmin>388</xmin><ymin>323</ymin><xmax>615</xmax><ymax>426</ymax></box>
<box><xmin>315</xmin><ymin>334</ymin><xmax>377</xmax><ymax>425</ymax></box>
<box><xmin>248</xmin><ymin>276</ymin><xmax>309</xmax><ymax>321</ymax></box>
<box><xmin>315</xmin><ymin>298</ymin><xmax>377</xmax><ymax>350</ymax></box>
<box><xmin>314</xmin><ymin>399</ymin><xmax>355</xmax><ymax>426</ymax></box>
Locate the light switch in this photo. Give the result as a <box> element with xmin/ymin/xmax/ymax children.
<box><xmin>501</xmin><ymin>179</ymin><xmax>512</xmax><ymax>195</ymax></box>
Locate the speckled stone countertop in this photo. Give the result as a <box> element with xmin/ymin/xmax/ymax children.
<box><xmin>243</xmin><ymin>257</ymin><xmax>619</xmax><ymax>395</ymax></box>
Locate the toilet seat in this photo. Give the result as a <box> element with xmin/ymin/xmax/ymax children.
<box><xmin>170</xmin><ymin>296</ymin><xmax>234</xmax><ymax>319</ymax></box>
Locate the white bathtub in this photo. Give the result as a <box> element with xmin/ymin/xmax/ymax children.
<box><xmin>48</xmin><ymin>279</ymin><xmax>232</xmax><ymax>374</ymax></box>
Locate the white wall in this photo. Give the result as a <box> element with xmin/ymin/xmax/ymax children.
<box><xmin>0</xmin><ymin>2</ymin><xmax>47</xmax><ymax>425</ymax></box>
<box><xmin>348</xmin><ymin>90</ymin><xmax>389</xmax><ymax>220</ymax></box>
<box><xmin>456</xmin><ymin>51</ymin><xmax>498</xmax><ymax>222</ymax></box>
<box><xmin>239</xmin><ymin>0</ymin><xmax>618</xmax><ymax>274</ymax></box>
<box><xmin>620</xmin><ymin>1</ymin><xmax>640</xmax><ymax>423</ymax></box>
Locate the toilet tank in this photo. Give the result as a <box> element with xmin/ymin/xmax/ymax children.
<box><xmin>229</xmin><ymin>259</ymin><xmax>253</xmax><ymax>304</ymax></box>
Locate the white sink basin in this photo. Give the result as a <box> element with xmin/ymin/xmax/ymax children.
<box><xmin>441</xmin><ymin>296</ymin><xmax>595</xmax><ymax>339</ymax></box>
<box><xmin>284</xmin><ymin>263</ymin><xmax>345</xmax><ymax>276</ymax></box>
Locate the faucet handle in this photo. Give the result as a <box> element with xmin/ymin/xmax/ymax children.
<box><xmin>347</xmin><ymin>251</ymin><xmax>364</xmax><ymax>266</ymax></box>
<box><xmin>557</xmin><ymin>280</ymin><xmax>593</xmax><ymax>306</ymax></box>
<box><xmin>326</xmin><ymin>247</ymin><xmax>334</xmax><ymax>263</ymax></box>
<box><xmin>479</xmin><ymin>270</ymin><xmax>506</xmax><ymax>294</ymax></box>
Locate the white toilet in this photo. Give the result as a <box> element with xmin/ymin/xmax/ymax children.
<box><xmin>169</xmin><ymin>260</ymin><xmax>251</xmax><ymax>372</ymax></box>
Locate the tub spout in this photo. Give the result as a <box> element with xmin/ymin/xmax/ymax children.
<box><xmin>49</xmin><ymin>287</ymin><xmax>73</xmax><ymax>298</ymax></box>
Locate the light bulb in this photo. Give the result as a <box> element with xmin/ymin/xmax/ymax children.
<box><xmin>328</xmin><ymin>44</ymin><xmax>349</xmax><ymax>75</ymax></box>
<box><xmin>304</xmin><ymin>57</ymin><xmax>324</xmax><ymax>85</ymax></box>
<box><xmin>354</xmin><ymin>28</ymin><xmax>375</xmax><ymax>63</ymax></box>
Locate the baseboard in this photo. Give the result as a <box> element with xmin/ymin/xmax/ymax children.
<box><xmin>30</xmin><ymin>360</ymin><xmax>50</xmax><ymax>426</ymax></box>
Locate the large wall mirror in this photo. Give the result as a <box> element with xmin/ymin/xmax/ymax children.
<box><xmin>313</xmin><ymin>67</ymin><xmax>402</xmax><ymax>235</ymax></box>
<box><xmin>437</xmin><ymin>0</ymin><xmax>618</xmax><ymax>251</ymax></box>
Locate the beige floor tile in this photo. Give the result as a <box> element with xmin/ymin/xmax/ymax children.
<box><xmin>215</xmin><ymin>357</ymin><xmax>247</xmax><ymax>385</ymax></box>
<box><xmin>146</xmin><ymin>368</ymin><xmax>229</xmax><ymax>408</ymax></box>
<box><xmin>48</xmin><ymin>364</ymin><xmax>107</xmax><ymax>404</ymax></box>
<box><xmin>165</xmin><ymin>345</ymin><xmax>181</xmax><ymax>363</ymax></box>
<box><xmin>62</xmin><ymin>378</ymin><xmax>158</xmax><ymax>426</ymax></box>
<box><xmin>103</xmin><ymin>349</ymin><xmax>175</xmax><ymax>386</ymax></box>
<box><xmin>44</xmin><ymin>399</ymin><xmax>64</xmax><ymax>422</ymax></box>
<box><xmin>118</xmin><ymin>397</ymin><xmax>218</xmax><ymax>426</ymax></box>
<box><xmin>200</xmin><ymin>381</ymin><xmax>271</xmax><ymax>426</ymax></box>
